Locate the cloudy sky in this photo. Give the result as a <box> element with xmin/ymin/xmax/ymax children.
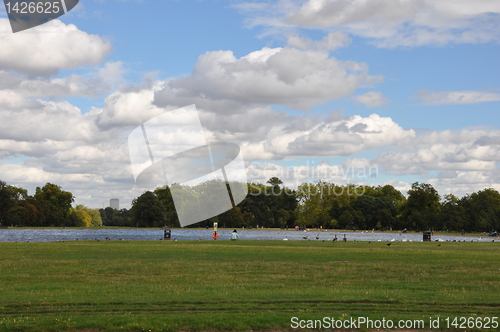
<box><xmin>1</xmin><ymin>0</ymin><xmax>499</xmax><ymax>209</ymax></box>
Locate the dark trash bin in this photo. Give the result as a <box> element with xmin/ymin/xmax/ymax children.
<box><xmin>164</xmin><ymin>228</ymin><xmax>171</xmax><ymax>240</ymax></box>
<box><xmin>423</xmin><ymin>230</ymin><xmax>431</xmax><ymax>242</ymax></box>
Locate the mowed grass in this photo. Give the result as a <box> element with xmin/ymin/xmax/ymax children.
<box><xmin>0</xmin><ymin>240</ymin><xmax>499</xmax><ymax>331</ymax></box>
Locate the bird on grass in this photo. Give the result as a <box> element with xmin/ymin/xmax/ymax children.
<box><xmin>438</xmin><ymin>244</ymin><xmax>441</xmax><ymax>247</ymax></box>
<box><xmin>386</xmin><ymin>243</ymin><xmax>392</xmax><ymax>246</ymax></box>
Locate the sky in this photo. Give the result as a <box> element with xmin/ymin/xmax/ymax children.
<box><xmin>0</xmin><ymin>0</ymin><xmax>499</xmax><ymax>209</ymax></box>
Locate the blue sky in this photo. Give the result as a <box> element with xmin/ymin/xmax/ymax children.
<box><xmin>0</xmin><ymin>0</ymin><xmax>499</xmax><ymax>208</ymax></box>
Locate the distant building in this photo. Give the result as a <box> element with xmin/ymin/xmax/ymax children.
<box><xmin>110</xmin><ymin>199</ymin><xmax>119</xmax><ymax>210</ymax></box>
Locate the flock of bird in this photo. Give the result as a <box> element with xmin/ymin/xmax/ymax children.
<box><xmin>280</xmin><ymin>232</ymin><xmax>492</xmax><ymax>245</ymax></box>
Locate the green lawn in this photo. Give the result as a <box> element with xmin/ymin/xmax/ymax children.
<box><xmin>0</xmin><ymin>240</ymin><xmax>498</xmax><ymax>331</ymax></box>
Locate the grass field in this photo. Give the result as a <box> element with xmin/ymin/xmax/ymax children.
<box><xmin>0</xmin><ymin>240</ymin><xmax>499</xmax><ymax>331</ymax></box>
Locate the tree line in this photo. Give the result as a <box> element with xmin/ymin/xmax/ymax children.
<box><xmin>0</xmin><ymin>181</ymin><xmax>102</xmax><ymax>227</ymax></box>
<box><xmin>1</xmin><ymin>178</ymin><xmax>499</xmax><ymax>232</ymax></box>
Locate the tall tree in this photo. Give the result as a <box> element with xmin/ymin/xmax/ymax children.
<box><xmin>34</xmin><ymin>183</ymin><xmax>74</xmax><ymax>226</ymax></box>
<box><xmin>131</xmin><ymin>191</ymin><xmax>167</xmax><ymax>227</ymax></box>
<box><xmin>439</xmin><ymin>194</ymin><xmax>467</xmax><ymax>231</ymax></box>
<box><xmin>0</xmin><ymin>181</ymin><xmax>16</xmax><ymax>225</ymax></box>
<box><xmin>401</xmin><ymin>182</ymin><xmax>440</xmax><ymax>231</ymax></box>
<box><xmin>154</xmin><ymin>186</ymin><xmax>180</xmax><ymax>227</ymax></box>
<box><xmin>461</xmin><ymin>188</ymin><xmax>500</xmax><ymax>232</ymax></box>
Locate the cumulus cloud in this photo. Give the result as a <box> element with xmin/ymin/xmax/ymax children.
<box><xmin>355</xmin><ymin>91</ymin><xmax>390</xmax><ymax>107</ymax></box>
<box><xmin>95</xmin><ymin>86</ymin><xmax>168</xmax><ymax>128</ymax></box>
<box><xmin>415</xmin><ymin>90</ymin><xmax>500</xmax><ymax>104</ymax></box>
<box><xmin>428</xmin><ymin>169</ymin><xmax>500</xmax><ymax>198</ymax></box>
<box><xmin>0</xmin><ymin>88</ymin><xmax>141</xmax><ymax>206</ymax></box>
<box><xmin>240</xmin><ymin>113</ymin><xmax>415</xmax><ymax>160</ymax></box>
<box><xmin>243</xmin><ymin>0</ymin><xmax>500</xmax><ymax>47</ymax></box>
<box><xmin>154</xmin><ymin>47</ymin><xmax>382</xmax><ymax>111</ymax></box>
<box><xmin>0</xmin><ymin>18</ymin><xmax>111</xmax><ymax>75</ymax></box>
<box><xmin>1</xmin><ymin>74</ymin><xmax>499</xmax><ymax>207</ymax></box>
<box><xmin>373</xmin><ymin>129</ymin><xmax>500</xmax><ymax>176</ymax></box>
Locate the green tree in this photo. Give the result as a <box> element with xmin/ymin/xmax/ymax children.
<box><xmin>5</xmin><ymin>200</ymin><xmax>38</xmax><ymax>227</ymax></box>
<box><xmin>154</xmin><ymin>186</ymin><xmax>180</xmax><ymax>227</ymax></box>
<box><xmin>461</xmin><ymin>188</ymin><xmax>500</xmax><ymax>232</ymax></box>
<box><xmin>401</xmin><ymin>182</ymin><xmax>440</xmax><ymax>231</ymax></box>
<box><xmin>439</xmin><ymin>194</ymin><xmax>466</xmax><ymax>231</ymax></box>
<box><xmin>239</xmin><ymin>183</ymin><xmax>274</xmax><ymax>228</ymax></box>
<box><xmin>131</xmin><ymin>191</ymin><xmax>167</xmax><ymax>227</ymax></box>
<box><xmin>76</xmin><ymin>205</ymin><xmax>103</xmax><ymax>227</ymax></box>
<box><xmin>0</xmin><ymin>181</ymin><xmax>28</xmax><ymax>225</ymax></box>
<box><xmin>71</xmin><ymin>209</ymin><xmax>92</xmax><ymax>227</ymax></box>
<box><xmin>34</xmin><ymin>183</ymin><xmax>74</xmax><ymax>226</ymax></box>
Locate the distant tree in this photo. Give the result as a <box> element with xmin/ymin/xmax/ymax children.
<box><xmin>154</xmin><ymin>186</ymin><xmax>180</xmax><ymax>227</ymax></box>
<box><xmin>71</xmin><ymin>209</ymin><xmax>92</xmax><ymax>227</ymax></box>
<box><xmin>0</xmin><ymin>181</ymin><xmax>21</xmax><ymax>224</ymax></box>
<box><xmin>103</xmin><ymin>207</ymin><xmax>115</xmax><ymax>224</ymax></box>
<box><xmin>34</xmin><ymin>183</ymin><xmax>74</xmax><ymax>226</ymax></box>
<box><xmin>239</xmin><ymin>183</ymin><xmax>274</xmax><ymax>228</ymax></box>
<box><xmin>118</xmin><ymin>208</ymin><xmax>133</xmax><ymax>226</ymax></box>
<box><xmin>5</xmin><ymin>200</ymin><xmax>37</xmax><ymax>227</ymax></box>
<box><xmin>101</xmin><ymin>207</ymin><xmax>133</xmax><ymax>227</ymax></box>
<box><xmin>296</xmin><ymin>182</ymin><xmax>329</xmax><ymax>228</ymax></box>
<box><xmin>131</xmin><ymin>191</ymin><xmax>167</xmax><ymax>227</ymax></box>
<box><xmin>401</xmin><ymin>182</ymin><xmax>440</xmax><ymax>231</ymax></box>
<box><xmin>267</xmin><ymin>177</ymin><xmax>283</xmax><ymax>187</ymax></box>
<box><xmin>353</xmin><ymin>195</ymin><xmax>397</xmax><ymax>230</ymax></box>
<box><xmin>439</xmin><ymin>194</ymin><xmax>466</xmax><ymax>231</ymax></box>
<box><xmin>99</xmin><ymin>208</ymin><xmax>109</xmax><ymax>225</ymax></box>
<box><xmin>461</xmin><ymin>188</ymin><xmax>500</xmax><ymax>232</ymax></box>
<box><xmin>76</xmin><ymin>205</ymin><xmax>103</xmax><ymax>227</ymax></box>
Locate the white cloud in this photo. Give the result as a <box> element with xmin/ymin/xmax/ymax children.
<box><xmin>1</xmin><ymin>76</ymin><xmax>499</xmax><ymax>207</ymax></box>
<box><xmin>98</xmin><ymin>61</ymin><xmax>125</xmax><ymax>89</ymax></box>
<box><xmin>0</xmin><ymin>18</ymin><xmax>111</xmax><ymax>75</ymax></box>
<box><xmin>287</xmin><ymin>31</ymin><xmax>352</xmax><ymax>50</ymax></box>
<box><xmin>244</xmin><ymin>0</ymin><xmax>500</xmax><ymax>47</ymax></box>
<box><xmin>429</xmin><ymin>170</ymin><xmax>500</xmax><ymax>198</ymax></box>
<box><xmin>245</xmin><ymin>160</ymin><xmax>375</xmax><ymax>189</ymax></box>
<box><xmin>415</xmin><ymin>90</ymin><xmax>500</xmax><ymax>104</ymax></box>
<box><xmin>373</xmin><ymin>129</ymin><xmax>500</xmax><ymax>176</ymax></box>
<box><xmin>286</xmin><ymin>0</ymin><xmax>423</xmax><ymax>27</ymax></box>
<box><xmin>240</xmin><ymin>113</ymin><xmax>415</xmax><ymax>160</ymax></box>
<box><xmin>0</xmin><ymin>60</ymin><xmax>127</xmax><ymax>108</ymax></box>
<box><xmin>355</xmin><ymin>91</ymin><xmax>390</xmax><ymax>107</ymax></box>
<box><xmin>95</xmin><ymin>84</ymin><xmax>170</xmax><ymax>128</ymax></box>
<box><xmin>155</xmin><ymin>47</ymin><xmax>381</xmax><ymax>111</ymax></box>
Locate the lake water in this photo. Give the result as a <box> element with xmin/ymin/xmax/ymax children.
<box><xmin>0</xmin><ymin>228</ymin><xmax>492</xmax><ymax>243</ymax></box>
